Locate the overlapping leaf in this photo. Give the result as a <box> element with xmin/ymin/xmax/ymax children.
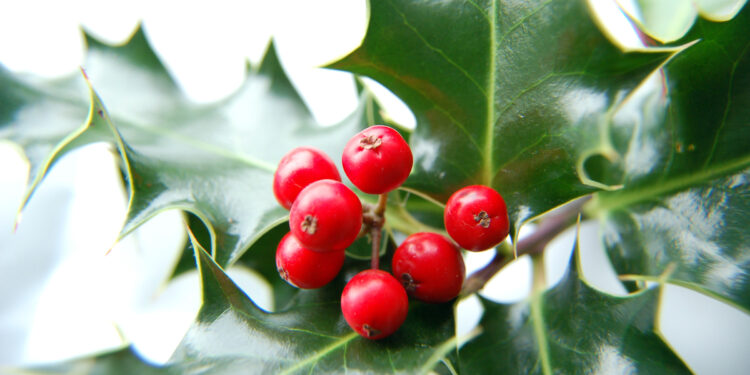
<box><xmin>329</xmin><ymin>0</ymin><xmax>673</xmax><ymax>235</ymax></box>
<box><xmin>592</xmin><ymin>3</ymin><xmax>750</xmax><ymax>312</ymax></box>
<box><xmin>0</xmin><ymin>29</ymin><xmax>374</xmax><ymax>266</ymax></box>
<box><xmin>621</xmin><ymin>0</ymin><xmax>748</xmax><ymax>43</ymax></box>
<box><xmin>458</xmin><ymin>240</ymin><xmax>690</xmax><ymax>374</ymax></box>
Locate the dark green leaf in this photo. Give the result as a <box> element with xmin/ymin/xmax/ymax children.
<box><xmin>329</xmin><ymin>0</ymin><xmax>673</xmax><ymax>236</ymax></box>
<box><xmin>591</xmin><ymin>4</ymin><xmax>750</xmax><ymax>311</ymax></box>
<box><xmin>459</xmin><ymin>240</ymin><xmax>690</xmax><ymax>374</ymax></box>
<box><xmin>166</xmin><ymin>236</ymin><xmax>459</xmax><ymax>375</ymax></box>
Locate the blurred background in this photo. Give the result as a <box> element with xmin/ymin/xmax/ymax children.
<box><xmin>0</xmin><ymin>0</ymin><xmax>748</xmax><ymax>373</ymax></box>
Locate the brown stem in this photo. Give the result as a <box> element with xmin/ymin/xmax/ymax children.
<box><xmin>364</xmin><ymin>193</ymin><xmax>388</xmax><ymax>270</ymax></box>
<box><xmin>460</xmin><ymin>195</ymin><xmax>590</xmax><ymax>295</ymax></box>
<box><xmin>370</xmin><ymin>226</ymin><xmax>381</xmax><ymax>270</ymax></box>
<box><xmin>461</xmin><ymin>244</ymin><xmax>511</xmax><ymax>296</ymax></box>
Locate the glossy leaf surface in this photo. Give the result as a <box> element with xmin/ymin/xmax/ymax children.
<box><xmin>167</xmin><ymin>237</ymin><xmax>458</xmax><ymax>375</ymax></box>
<box><xmin>0</xmin><ymin>30</ymin><xmax>371</xmax><ymax>266</ymax></box>
<box><xmin>459</xmin><ymin>243</ymin><xmax>690</xmax><ymax>374</ymax></box>
<box><xmin>330</xmin><ymin>0</ymin><xmax>673</xmax><ymax>235</ymax></box>
<box><xmin>593</xmin><ymin>4</ymin><xmax>750</xmax><ymax>311</ymax></box>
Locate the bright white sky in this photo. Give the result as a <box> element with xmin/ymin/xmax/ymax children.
<box><xmin>0</xmin><ymin>0</ymin><xmax>748</xmax><ymax>373</ymax></box>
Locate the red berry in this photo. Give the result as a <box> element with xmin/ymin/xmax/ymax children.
<box><xmin>444</xmin><ymin>185</ymin><xmax>509</xmax><ymax>251</ymax></box>
<box><xmin>289</xmin><ymin>179</ymin><xmax>362</xmax><ymax>251</ymax></box>
<box><xmin>392</xmin><ymin>232</ymin><xmax>465</xmax><ymax>303</ymax></box>
<box><xmin>341</xmin><ymin>269</ymin><xmax>408</xmax><ymax>339</ymax></box>
<box><xmin>342</xmin><ymin>125</ymin><xmax>413</xmax><ymax>194</ymax></box>
<box><xmin>273</xmin><ymin>147</ymin><xmax>341</xmax><ymax>210</ymax></box>
<box><xmin>275</xmin><ymin>233</ymin><xmax>345</xmax><ymax>289</ymax></box>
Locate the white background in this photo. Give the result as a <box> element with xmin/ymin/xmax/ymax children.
<box><xmin>0</xmin><ymin>0</ymin><xmax>749</xmax><ymax>373</ymax></box>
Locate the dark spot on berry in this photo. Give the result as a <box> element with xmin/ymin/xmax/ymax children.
<box><xmin>400</xmin><ymin>273</ymin><xmax>418</xmax><ymax>293</ymax></box>
<box><xmin>278</xmin><ymin>266</ymin><xmax>290</xmax><ymax>282</ymax></box>
<box><xmin>362</xmin><ymin>324</ymin><xmax>381</xmax><ymax>337</ymax></box>
<box><xmin>301</xmin><ymin>215</ymin><xmax>318</xmax><ymax>234</ymax></box>
<box><xmin>474</xmin><ymin>211</ymin><xmax>491</xmax><ymax>228</ymax></box>
<box><xmin>359</xmin><ymin>135</ymin><xmax>382</xmax><ymax>150</ymax></box>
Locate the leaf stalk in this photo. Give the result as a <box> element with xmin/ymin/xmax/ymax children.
<box><xmin>461</xmin><ymin>195</ymin><xmax>590</xmax><ymax>295</ymax></box>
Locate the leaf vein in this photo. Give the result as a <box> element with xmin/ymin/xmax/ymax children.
<box><xmin>385</xmin><ymin>0</ymin><xmax>488</xmax><ymax>97</ymax></box>
<box><xmin>703</xmin><ymin>40</ymin><xmax>750</xmax><ymax>167</ymax></box>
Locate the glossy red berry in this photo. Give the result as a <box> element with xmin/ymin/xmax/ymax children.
<box><xmin>275</xmin><ymin>233</ymin><xmax>345</xmax><ymax>289</ymax></box>
<box><xmin>342</xmin><ymin>125</ymin><xmax>413</xmax><ymax>194</ymax></box>
<box><xmin>444</xmin><ymin>185</ymin><xmax>509</xmax><ymax>251</ymax></box>
<box><xmin>392</xmin><ymin>232</ymin><xmax>465</xmax><ymax>303</ymax></box>
<box><xmin>273</xmin><ymin>147</ymin><xmax>341</xmax><ymax>210</ymax></box>
<box><xmin>341</xmin><ymin>269</ymin><xmax>408</xmax><ymax>340</ymax></box>
<box><xmin>289</xmin><ymin>179</ymin><xmax>362</xmax><ymax>251</ymax></box>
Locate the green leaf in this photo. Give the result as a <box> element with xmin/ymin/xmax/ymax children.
<box><xmin>591</xmin><ymin>5</ymin><xmax>750</xmax><ymax>311</ymax></box>
<box><xmin>329</xmin><ymin>0</ymin><xmax>673</xmax><ymax>236</ymax></box>
<box><xmin>166</xmin><ymin>235</ymin><xmax>459</xmax><ymax>375</ymax></box>
<box><xmin>458</xmin><ymin>239</ymin><xmax>690</xmax><ymax>374</ymax></box>
<box><xmin>0</xmin><ymin>29</ymin><xmax>373</xmax><ymax>266</ymax></box>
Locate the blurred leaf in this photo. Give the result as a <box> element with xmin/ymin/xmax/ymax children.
<box><xmin>592</xmin><ymin>4</ymin><xmax>750</xmax><ymax>311</ymax></box>
<box><xmin>329</xmin><ymin>0</ymin><xmax>673</xmax><ymax>237</ymax></box>
<box><xmin>695</xmin><ymin>0</ymin><xmax>748</xmax><ymax>20</ymax></box>
<box><xmin>625</xmin><ymin>0</ymin><xmax>698</xmax><ymax>43</ymax></box>
<box><xmin>0</xmin><ymin>29</ymin><xmax>374</xmax><ymax>267</ymax></box>
<box><xmin>459</xmin><ymin>240</ymin><xmax>690</xmax><ymax>374</ymax></box>
<box><xmin>15</xmin><ymin>347</ymin><xmax>174</xmax><ymax>375</ymax></box>
<box><xmin>620</xmin><ymin>0</ymin><xmax>749</xmax><ymax>44</ymax></box>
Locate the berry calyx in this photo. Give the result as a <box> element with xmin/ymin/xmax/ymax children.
<box><xmin>273</xmin><ymin>147</ymin><xmax>341</xmax><ymax>210</ymax></box>
<box><xmin>289</xmin><ymin>179</ymin><xmax>362</xmax><ymax>251</ymax></box>
<box><xmin>392</xmin><ymin>232</ymin><xmax>465</xmax><ymax>303</ymax></box>
<box><xmin>444</xmin><ymin>185</ymin><xmax>509</xmax><ymax>251</ymax></box>
<box><xmin>341</xmin><ymin>269</ymin><xmax>408</xmax><ymax>340</ymax></box>
<box><xmin>342</xmin><ymin>125</ymin><xmax>413</xmax><ymax>194</ymax></box>
<box><xmin>275</xmin><ymin>233</ymin><xmax>345</xmax><ymax>289</ymax></box>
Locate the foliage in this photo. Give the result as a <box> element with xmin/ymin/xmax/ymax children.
<box><xmin>2</xmin><ymin>0</ymin><xmax>749</xmax><ymax>373</ymax></box>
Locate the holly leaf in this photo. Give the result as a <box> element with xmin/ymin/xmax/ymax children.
<box><xmin>0</xmin><ymin>29</ymin><xmax>373</xmax><ymax>266</ymax></box>
<box><xmin>591</xmin><ymin>4</ymin><xmax>750</xmax><ymax>312</ymax></box>
<box><xmin>458</xmin><ymin>235</ymin><xmax>690</xmax><ymax>374</ymax></box>
<box><xmin>329</xmin><ymin>0</ymin><xmax>674</xmax><ymax>236</ymax></box>
<box><xmin>164</xmin><ymin>233</ymin><xmax>460</xmax><ymax>375</ymax></box>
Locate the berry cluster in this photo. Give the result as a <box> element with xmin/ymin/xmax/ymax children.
<box><xmin>272</xmin><ymin>125</ymin><xmax>510</xmax><ymax>340</ymax></box>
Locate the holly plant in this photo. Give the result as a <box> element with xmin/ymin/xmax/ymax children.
<box><xmin>2</xmin><ymin>0</ymin><xmax>750</xmax><ymax>373</ymax></box>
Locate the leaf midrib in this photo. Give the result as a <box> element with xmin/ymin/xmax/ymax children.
<box><xmin>592</xmin><ymin>153</ymin><xmax>750</xmax><ymax>212</ymax></box>
<box><xmin>484</xmin><ymin>0</ymin><xmax>557</xmax><ymax>185</ymax></box>
<box><xmin>13</xmin><ymin>73</ymin><xmax>276</xmax><ymax>173</ymax></box>
<box><xmin>118</xmin><ymin>115</ymin><xmax>276</xmax><ymax>172</ymax></box>
<box><xmin>530</xmin><ymin>291</ymin><xmax>553</xmax><ymax>375</ymax></box>
<box><xmin>484</xmin><ymin>0</ymin><xmax>498</xmax><ymax>185</ymax></box>
<box><xmin>277</xmin><ymin>332</ymin><xmax>358</xmax><ymax>375</ymax></box>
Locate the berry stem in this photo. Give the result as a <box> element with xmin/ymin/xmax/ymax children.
<box><xmin>374</xmin><ymin>193</ymin><xmax>388</xmax><ymax>217</ymax></box>
<box><xmin>370</xmin><ymin>193</ymin><xmax>388</xmax><ymax>270</ymax></box>
<box><xmin>460</xmin><ymin>195</ymin><xmax>590</xmax><ymax>296</ymax></box>
<box><xmin>370</xmin><ymin>226</ymin><xmax>381</xmax><ymax>270</ymax></box>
